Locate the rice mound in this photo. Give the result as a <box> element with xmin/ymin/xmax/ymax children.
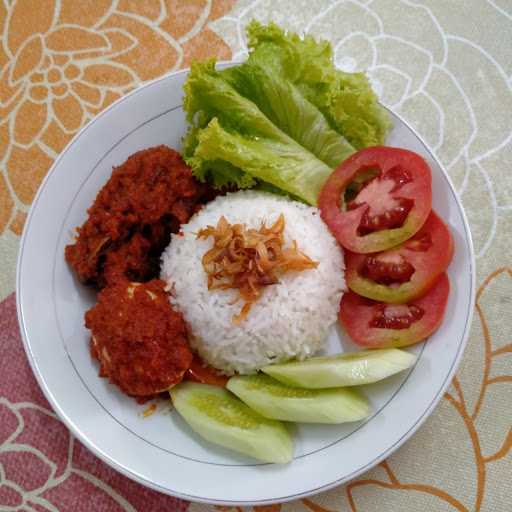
<box><xmin>161</xmin><ymin>190</ymin><xmax>345</xmax><ymax>374</ymax></box>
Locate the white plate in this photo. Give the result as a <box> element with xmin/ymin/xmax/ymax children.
<box><xmin>16</xmin><ymin>64</ymin><xmax>475</xmax><ymax>505</ymax></box>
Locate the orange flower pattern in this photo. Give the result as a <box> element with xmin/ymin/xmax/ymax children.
<box><xmin>0</xmin><ymin>0</ymin><xmax>234</xmax><ymax>236</ymax></box>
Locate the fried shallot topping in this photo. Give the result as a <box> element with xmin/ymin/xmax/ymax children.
<box><xmin>197</xmin><ymin>214</ymin><xmax>318</xmax><ymax>324</ymax></box>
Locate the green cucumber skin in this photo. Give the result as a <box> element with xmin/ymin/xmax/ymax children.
<box><xmin>227</xmin><ymin>374</ymin><xmax>370</xmax><ymax>424</ymax></box>
<box><xmin>262</xmin><ymin>349</ymin><xmax>416</xmax><ymax>389</ymax></box>
<box><xmin>170</xmin><ymin>382</ymin><xmax>293</xmax><ymax>464</ymax></box>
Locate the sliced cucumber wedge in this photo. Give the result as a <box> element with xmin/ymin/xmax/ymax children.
<box><xmin>170</xmin><ymin>381</ymin><xmax>293</xmax><ymax>463</ymax></box>
<box><xmin>262</xmin><ymin>348</ymin><xmax>416</xmax><ymax>389</ymax></box>
<box><xmin>227</xmin><ymin>374</ymin><xmax>370</xmax><ymax>424</ymax></box>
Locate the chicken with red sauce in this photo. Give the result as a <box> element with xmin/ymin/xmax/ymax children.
<box><xmin>85</xmin><ymin>279</ymin><xmax>192</xmax><ymax>398</ymax></box>
<box><xmin>65</xmin><ymin>145</ymin><xmax>212</xmax><ymax>287</ymax></box>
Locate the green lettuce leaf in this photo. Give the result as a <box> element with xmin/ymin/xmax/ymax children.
<box><xmin>182</xmin><ymin>21</ymin><xmax>390</xmax><ymax>201</ymax></box>
<box><xmin>222</xmin><ymin>61</ymin><xmax>355</xmax><ymax>168</ymax></box>
<box><xmin>246</xmin><ymin>20</ymin><xmax>391</xmax><ymax>149</ymax></box>
<box><xmin>184</xmin><ymin>59</ymin><xmax>285</xmax><ymax>141</ymax></box>
<box><xmin>190</xmin><ymin>118</ymin><xmax>332</xmax><ymax>205</ymax></box>
<box><xmin>183</xmin><ymin>60</ymin><xmax>335</xmax><ymax>201</ymax></box>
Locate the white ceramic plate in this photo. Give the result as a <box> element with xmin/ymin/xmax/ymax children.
<box><xmin>17</xmin><ymin>64</ymin><xmax>475</xmax><ymax>505</ymax></box>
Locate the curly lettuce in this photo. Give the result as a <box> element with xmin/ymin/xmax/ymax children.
<box><xmin>245</xmin><ymin>21</ymin><xmax>391</xmax><ymax>149</ymax></box>
<box><xmin>182</xmin><ymin>21</ymin><xmax>390</xmax><ymax>204</ymax></box>
<box><xmin>190</xmin><ymin>118</ymin><xmax>332</xmax><ymax>205</ymax></box>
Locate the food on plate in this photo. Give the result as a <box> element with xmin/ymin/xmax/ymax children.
<box><xmin>227</xmin><ymin>374</ymin><xmax>370</xmax><ymax>424</ymax></box>
<box><xmin>186</xmin><ymin>356</ymin><xmax>229</xmax><ymax>387</ymax></box>
<box><xmin>187</xmin><ymin>107</ymin><xmax>333</xmax><ymax>205</ymax></box>
<box><xmin>142</xmin><ymin>403</ymin><xmax>157</xmax><ymax>418</ymax></box>
<box><xmin>170</xmin><ymin>382</ymin><xmax>293</xmax><ymax>463</ymax></box>
<box><xmin>161</xmin><ymin>190</ymin><xmax>345</xmax><ymax>374</ymax></box>
<box><xmin>63</xmin><ymin>20</ymin><xmax>455</xmax><ymax>464</ymax></box>
<box><xmin>339</xmin><ymin>274</ymin><xmax>450</xmax><ymax>348</ymax></box>
<box><xmin>345</xmin><ymin>211</ymin><xmax>454</xmax><ymax>303</ymax></box>
<box><xmin>319</xmin><ymin>146</ymin><xmax>432</xmax><ymax>253</ymax></box>
<box><xmin>197</xmin><ymin>213</ymin><xmax>318</xmax><ymax>323</ymax></box>
<box><xmin>65</xmin><ymin>145</ymin><xmax>212</xmax><ymax>287</ymax></box>
<box><xmin>101</xmin><ymin>232</ymin><xmax>156</xmax><ymax>286</ymax></box>
<box><xmin>182</xmin><ymin>21</ymin><xmax>390</xmax><ymax>202</ymax></box>
<box><xmin>85</xmin><ymin>280</ymin><xmax>192</xmax><ymax>397</ymax></box>
<box><xmin>262</xmin><ymin>348</ymin><xmax>416</xmax><ymax>388</ymax></box>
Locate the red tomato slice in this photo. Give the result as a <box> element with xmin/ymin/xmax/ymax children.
<box><xmin>339</xmin><ymin>273</ymin><xmax>450</xmax><ymax>348</ymax></box>
<box><xmin>319</xmin><ymin>147</ymin><xmax>432</xmax><ymax>253</ymax></box>
<box><xmin>185</xmin><ymin>356</ymin><xmax>228</xmax><ymax>387</ymax></box>
<box><xmin>345</xmin><ymin>211</ymin><xmax>453</xmax><ymax>303</ymax></box>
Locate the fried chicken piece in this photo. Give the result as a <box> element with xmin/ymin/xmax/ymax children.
<box><xmin>85</xmin><ymin>279</ymin><xmax>192</xmax><ymax>397</ymax></box>
<box><xmin>65</xmin><ymin>145</ymin><xmax>211</xmax><ymax>286</ymax></box>
<box><xmin>102</xmin><ymin>233</ymin><xmax>153</xmax><ymax>286</ymax></box>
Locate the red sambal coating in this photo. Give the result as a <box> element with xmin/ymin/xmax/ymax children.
<box><xmin>102</xmin><ymin>232</ymin><xmax>154</xmax><ymax>285</ymax></box>
<box><xmin>65</xmin><ymin>145</ymin><xmax>211</xmax><ymax>286</ymax></box>
<box><xmin>85</xmin><ymin>279</ymin><xmax>193</xmax><ymax>397</ymax></box>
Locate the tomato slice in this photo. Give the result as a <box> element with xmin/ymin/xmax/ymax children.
<box><xmin>319</xmin><ymin>147</ymin><xmax>432</xmax><ymax>253</ymax></box>
<box><xmin>185</xmin><ymin>356</ymin><xmax>228</xmax><ymax>387</ymax></box>
<box><xmin>339</xmin><ymin>273</ymin><xmax>450</xmax><ymax>348</ymax></box>
<box><xmin>345</xmin><ymin>211</ymin><xmax>453</xmax><ymax>303</ymax></box>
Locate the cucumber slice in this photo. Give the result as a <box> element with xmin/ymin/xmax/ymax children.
<box><xmin>227</xmin><ymin>374</ymin><xmax>370</xmax><ymax>424</ymax></box>
<box><xmin>262</xmin><ymin>348</ymin><xmax>416</xmax><ymax>388</ymax></box>
<box><xmin>170</xmin><ymin>381</ymin><xmax>293</xmax><ymax>463</ymax></box>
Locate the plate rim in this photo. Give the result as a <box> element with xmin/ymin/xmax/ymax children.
<box><xmin>16</xmin><ymin>63</ymin><xmax>476</xmax><ymax>506</ymax></box>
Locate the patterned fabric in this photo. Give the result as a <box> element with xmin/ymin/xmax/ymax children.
<box><xmin>0</xmin><ymin>1</ymin><xmax>510</xmax><ymax>510</ymax></box>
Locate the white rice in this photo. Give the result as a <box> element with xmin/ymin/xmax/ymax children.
<box><xmin>161</xmin><ymin>190</ymin><xmax>345</xmax><ymax>374</ymax></box>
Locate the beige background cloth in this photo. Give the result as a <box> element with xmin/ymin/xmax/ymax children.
<box><xmin>0</xmin><ymin>1</ymin><xmax>510</xmax><ymax>510</ymax></box>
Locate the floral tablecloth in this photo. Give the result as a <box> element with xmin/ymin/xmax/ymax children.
<box><xmin>0</xmin><ymin>1</ymin><xmax>511</xmax><ymax>510</ymax></box>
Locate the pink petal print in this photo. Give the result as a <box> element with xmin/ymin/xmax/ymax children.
<box><xmin>15</xmin><ymin>406</ymin><xmax>71</xmax><ymax>479</ymax></box>
<box><xmin>0</xmin><ymin>400</ymin><xmax>20</xmax><ymax>445</ymax></box>
<box><xmin>0</xmin><ymin>450</ymin><xmax>52</xmax><ymax>492</ymax></box>
<box><xmin>72</xmin><ymin>441</ymin><xmax>189</xmax><ymax>511</ymax></box>
<box><xmin>26</xmin><ymin>502</ymin><xmax>55</xmax><ymax>512</ymax></box>
<box><xmin>0</xmin><ymin>294</ymin><xmax>48</xmax><ymax>407</ymax></box>
<box><xmin>42</xmin><ymin>470</ymin><xmax>130</xmax><ymax>512</ymax></box>
<box><xmin>0</xmin><ymin>483</ymin><xmax>23</xmax><ymax>508</ymax></box>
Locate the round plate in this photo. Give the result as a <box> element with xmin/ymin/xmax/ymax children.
<box><xmin>16</xmin><ymin>64</ymin><xmax>475</xmax><ymax>505</ymax></box>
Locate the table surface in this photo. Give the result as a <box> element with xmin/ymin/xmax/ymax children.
<box><xmin>0</xmin><ymin>1</ymin><xmax>511</xmax><ymax>511</ymax></box>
